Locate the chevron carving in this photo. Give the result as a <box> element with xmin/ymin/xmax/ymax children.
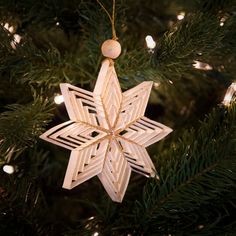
<box><xmin>40</xmin><ymin>58</ymin><xmax>172</xmax><ymax>202</ymax></box>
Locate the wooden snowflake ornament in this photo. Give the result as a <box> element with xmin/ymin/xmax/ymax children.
<box><xmin>40</xmin><ymin>40</ymin><xmax>172</xmax><ymax>202</ymax></box>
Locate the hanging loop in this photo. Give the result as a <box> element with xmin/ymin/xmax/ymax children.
<box><xmin>96</xmin><ymin>0</ymin><xmax>118</xmax><ymax>40</ymax></box>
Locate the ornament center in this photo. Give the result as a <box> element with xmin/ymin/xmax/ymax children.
<box><xmin>108</xmin><ymin>129</ymin><xmax>116</xmax><ymax>137</ymax></box>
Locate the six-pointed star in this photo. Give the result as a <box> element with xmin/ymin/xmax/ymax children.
<box><xmin>40</xmin><ymin>59</ymin><xmax>172</xmax><ymax>202</ymax></box>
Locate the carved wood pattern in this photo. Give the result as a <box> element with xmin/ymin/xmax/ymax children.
<box><xmin>40</xmin><ymin>58</ymin><xmax>172</xmax><ymax>202</ymax></box>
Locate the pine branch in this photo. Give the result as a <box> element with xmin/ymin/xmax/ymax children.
<box><xmin>72</xmin><ymin>103</ymin><xmax>236</xmax><ymax>236</ymax></box>
<box><xmin>131</xmin><ymin>104</ymin><xmax>236</xmax><ymax>235</ymax></box>
<box><xmin>153</xmin><ymin>12</ymin><xmax>224</xmax><ymax>81</ymax></box>
<box><xmin>196</xmin><ymin>0</ymin><xmax>236</xmax><ymax>13</ymax></box>
<box><xmin>0</xmin><ymin>96</ymin><xmax>53</xmax><ymax>159</ymax></box>
<box><xmin>0</xmin><ymin>147</ymin><xmax>59</xmax><ymax>236</ymax></box>
<box><xmin>0</xmin><ymin>1</ymin><xmax>236</xmax><ymax>235</ymax></box>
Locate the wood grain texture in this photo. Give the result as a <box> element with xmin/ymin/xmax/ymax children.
<box><xmin>40</xmin><ymin>58</ymin><xmax>172</xmax><ymax>202</ymax></box>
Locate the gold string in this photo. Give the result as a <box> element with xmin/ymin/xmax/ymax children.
<box><xmin>112</xmin><ymin>0</ymin><xmax>117</xmax><ymax>40</ymax></box>
<box><xmin>96</xmin><ymin>0</ymin><xmax>118</xmax><ymax>40</ymax></box>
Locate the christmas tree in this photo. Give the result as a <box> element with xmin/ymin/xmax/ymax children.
<box><xmin>1</xmin><ymin>0</ymin><xmax>236</xmax><ymax>235</ymax></box>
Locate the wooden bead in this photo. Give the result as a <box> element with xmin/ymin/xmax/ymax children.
<box><xmin>101</xmin><ymin>39</ymin><xmax>121</xmax><ymax>59</ymax></box>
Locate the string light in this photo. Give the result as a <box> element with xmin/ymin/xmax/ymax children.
<box><xmin>1</xmin><ymin>22</ymin><xmax>22</xmax><ymax>49</ymax></box>
<box><xmin>3</xmin><ymin>165</ymin><xmax>15</xmax><ymax>174</ymax></box>
<box><xmin>13</xmin><ymin>34</ymin><xmax>21</xmax><ymax>43</ymax></box>
<box><xmin>193</xmin><ymin>60</ymin><xmax>212</xmax><ymax>70</ymax></box>
<box><xmin>54</xmin><ymin>94</ymin><xmax>64</xmax><ymax>104</ymax></box>
<box><xmin>154</xmin><ymin>82</ymin><xmax>160</xmax><ymax>89</ymax></box>
<box><xmin>198</xmin><ymin>225</ymin><xmax>205</xmax><ymax>229</ymax></box>
<box><xmin>92</xmin><ymin>232</ymin><xmax>99</xmax><ymax>236</ymax></box>
<box><xmin>177</xmin><ymin>12</ymin><xmax>185</xmax><ymax>20</ymax></box>
<box><xmin>10</xmin><ymin>34</ymin><xmax>22</xmax><ymax>49</ymax></box>
<box><xmin>220</xmin><ymin>16</ymin><xmax>227</xmax><ymax>27</ymax></box>
<box><xmin>222</xmin><ymin>82</ymin><xmax>236</xmax><ymax>106</ymax></box>
<box><xmin>145</xmin><ymin>35</ymin><xmax>156</xmax><ymax>52</ymax></box>
<box><xmin>2</xmin><ymin>22</ymin><xmax>15</xmax><ymax>33</ymax></box>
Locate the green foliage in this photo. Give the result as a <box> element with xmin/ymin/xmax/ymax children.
<box><xmin>0</xmin><ymin>97</ymin><xmax>53</xmax><ymax>158</ymax></box>
<box><xmin>154</xmin><ymin>12</ymin><xmax>224</xmax><ymax>79</ymax></box>
<box><xmin>133</xmin><ymin>104</ymin><xmax>236</xmax><ymax>235</ymax></box>
<box><xmin>0</xmin><ymin>147</ymin><xmax>63</xmax><ymax>236</ymax></box>
<box><xmin>61</xmin><ymin>103</ymin><xmax>236</xmax><ymax>236</ymax></box>
<box><xmin>0</xmin><ymin>0</ymin><xmax>236</xmax><ymax>235</ymax></box>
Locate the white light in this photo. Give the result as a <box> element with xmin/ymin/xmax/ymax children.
<box><xmin>145</xmin><ymin>35</ymin><xmax>156</xmax><ymax>50</ymax></box>
<box><xmin>154</xmin><ymin>82</ymin><xmax>160</xmax><ymax>89</ymax></box>
<box><xmin>177</xmin><ymin>12</ymin><xmax>185</xmax><ymax>20</ymax></box>
<box><xmin>14</xmin><ymin>34</ymin><xmax>21</xmax><ymax>44</ymax></box>
<box><xmin>56</xmin><ymin>22</ymin><xmax>60</xmax><ymax>26</ymax></box>
<box><xmin>222</xmin><ymin>82</ymin><xmax>236</xmax><ymax>106</ymax></box>
<box><xmin>8</xmin><ymin>26</ymin><xmax>14</xmax><ymax>33</ymax></box>
<box><xmin>54</xmin><ymin>94</ymin><xmax>64</xmax><ymax>104</ymax></box>
<box><xmin>3</xmin><ymin>23</ymin><xmax>9</xmax><ymax>30</ymax></box>
<box><xmin>10</xmin><ymin>34</ymin><xmax>22</xmax><ymax>49</ymax></box>
<box><xmin>93</xmin><ymin>232</ymin><xmax>99</xmax><ymax>236</ymax></box>
<box><xmin>220</xmin><ymin>16</ymin><xmax>227</xmax><ymax>26</ymax></box>
<box><xmin>10</xmin><ymin>41</ymin><xmax>16</xmax><ymax>49</ymax></box>
<box><xmin>223</xmin><ymin>94</ymin><xmax>232</xmax><ymax>104</ymax></box>
<box><xmin>1</xmin><ymin>22</ymin><xmax>21</xmax><ymax>49</ymax></box>
<box><xmin>3</xmin><ymin>165</ymin><xmax>14</xmax><ymax>174</ymax></box>
<box><xmin>3</xmin><ymin>23</ymin><xmax>15</xmax><ymax>33</ymax></box>
<box><xmin>193</xmin><ymin>60</ymin><xmax>212</xmax><ymax>70</ymax></box>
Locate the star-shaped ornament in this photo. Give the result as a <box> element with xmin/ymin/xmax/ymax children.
<box><xmin>40</xmin><ymin>40</ymin><xmax>172</xmax><ymax>202</ymax></box>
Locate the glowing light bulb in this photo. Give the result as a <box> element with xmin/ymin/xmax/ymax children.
<box><xmin>10</xmin><ymin>34</ymin><xmax>22</xmax><ymax>49</ymax></box>
<box><xmin>8</xmin><ymin>26</ymin><xmax>14</xmax><ymax>33</ymax></box>
<box><xmin>3</xmin><ymin>23</ymin><xmax>9</xmax><ymax>30</ymax></box>
<box><xmin>14</xmin><ymin>34</ymin><xmax>21</xmax><ymax>43</ymax></box>
<box><xmin>222</xmin><ymin>82</ymin><xmax>236</xmax><ymax>106</ymax></box>
<box><xmin>3</xmin><ymin>165</ymin><xmax>14</xmax><ymax>174</ymax></box>
<box><xmin>223</xmin><ymin>94</ymin><xmax>232</xmax><ymax>104</ymax></box>
<box><xmin>1</xmin><ymin>22</ymin><xmax>21</xmax><ymax>49</ymax></box>
<box><xmin>54</xmin><ymin>94</ymin><xmax>64</xmax><ymax>104</ymax></box>
<box><xmin>93</xmin><ymin>232</ymin><xmax>99</xmax><ymax>236</ymax></box>
<box><xmin>220</xmin><ymin>16</ymin><xmax>227</xmax><ymax>27</ymax></box>
<box><xmin>3</xmin><ymin>22</ymin><xmax>15</xmax><ymax>33</ymax></box>
<box><xmin>177</xmin><ymin>12</ymin><xmax>185</xmax><ymax>20</ymax></box>
<box><xmin>193</xmin><ymin>60</ymin><xmax>212</xmax><ymax>70</ymax></box>
<box><xmin>154</xmin><ymin>82</ymin><xmax>160</xmax><ymax>89</ymax></box>
<box><xmin>145</xmin><ymin>35</ymin><xmax>156</xmax><ymax>50</ymax></box>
